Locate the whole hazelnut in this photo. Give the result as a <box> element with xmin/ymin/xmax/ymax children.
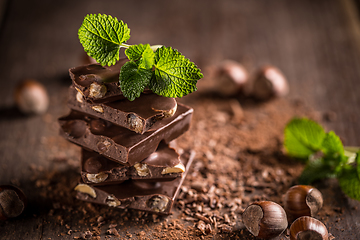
<box><xmin>284</xmin><ymin>185</ymin><xmax>323</xmax><ymax>222</ymax></box>
<box><xmin>14</xmin><ymin>79</ymin><xmax>49</xmax><ymax>115</ymax></box>
<box><xmin>290</xmin><ymin>216</ymin><xmax>329</xmax><ymax>240</ymax></box>
<box><xmin>252</xmin><ymin>65</ymin><xmax>289</xmax><ymax>100</ymax></box>
<box><xmin>242</xmin><ymin>201</ymin><xmax>288</xmax><ymax>239</ymax></box>
<box><xmin>0</xmin><ymin>185</ymin><xmax>27</xmax><ymax>220</ymax></box>
<box><xmin>214</xmin><ymin>60</ymin><xmax>249</xmax><ymax>96</ymax></box>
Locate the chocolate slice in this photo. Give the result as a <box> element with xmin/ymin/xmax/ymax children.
<box><xmin>81</xmin><ymin>143</ymin><xmax>186</xmax><ymax>185</ymax></box>
<box><xmin>75</xmin><ymin>150</ymin><xmax>195</xmax><ymax>215</ymax></box>
<box><xmin>69</xmin><ymin>58</ymin><xmax>128</xmax><ymax>103</ymax></box>
<box><xmin>68</xmin><ymin>86</ymin><xmax>177</xmax><ymax>134</ymax></box>
<box><xmin>58</xmin><ymin>104</ymin><xmax>193</xmax><ymax>166</ymax></box>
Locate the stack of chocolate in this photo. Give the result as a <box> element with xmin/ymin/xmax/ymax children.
<box><xmin>58</xmin><ymin>59</ymin><xmax>195</xmax><ymax>215</ymax></box>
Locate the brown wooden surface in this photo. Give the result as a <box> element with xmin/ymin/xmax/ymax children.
<box><xmin>1</xmin><ymin>0</ymin><xmax>360</xmax><ymax>239</ymax></box>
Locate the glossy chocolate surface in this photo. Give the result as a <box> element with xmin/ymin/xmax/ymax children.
<box><xmin>76</xmin><ymin>150</ymin><xmax>195</xmax><ymax>215</ymax></box>
<box><xmin>69</xmin><ymin>58</ymin><xmax>128</xmax><ymax>102</ymax></box>
<box><xmin>58</xmin><ymin>104</ymin><xmax>193</xmax><ymax>166</ymax></box>
<box><xmin>68</xmin><ymin>86</ymin><xmax>177</xmax><ymax>134</ymax></box>
<box><xmin>80</xmin><ymin>143</ymin><xmax>184</xmax><ymax>185</ymax></box>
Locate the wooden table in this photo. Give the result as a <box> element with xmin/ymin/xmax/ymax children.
<box><xmin>1</xmin><ymin>0</ymin><xmax>360</xmax><ymax>239</ymax></box>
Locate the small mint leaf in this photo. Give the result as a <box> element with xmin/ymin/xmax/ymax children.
<box><xmin>321</xmin><ymin>131</ymin><xmax>344</xmax><ymax>157</ymax></box>
<box><xmin>338</xmin><ymin>166</ymin><xmax>360</xmax><ymax>201</ymax></box>
<box><xmin>119</xmin><ymin>61</ymin><xmax>152</xmax><ymax>101</ymax></box>
<box><xmin>78</xmin><ymin>13</ymin><xmax>130</xmax><ymax>66</ymax></box>
<box><xmin>356</xmin><ymin>151</ymin><xmax>360</xmax><ymax>180</ymax></box>
<box><xmin>125</xmin><ymin>44</ymin><xmax>148</xmax><ymax>61</ymax></box>
<box><xmin>125</xmin><ymin>44</ymin><xmax>155</xmax><ymax>69</ymax></box>
<box><xmin>284</xmin><ymin>118</ymin><xmax>326</xmax><ymax>159</ymax></box>
<box><xmin>150</xmin><ymin>46</ymin><xmax>203</xmax><ymax>98</ymax></box>
<box><xmin>299</xmin><ymin>157</ymin><xmax>336</xmax><ymax>184</ymax></box>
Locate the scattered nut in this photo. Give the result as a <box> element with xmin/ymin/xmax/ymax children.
<box><xmin>252</xmin><ymin>65</ymin><xmax>289</xmax><ymax>100</ymax></box>
<box><xmin>284</xmin><ymin>185</ymin><xmax>323</xmax><ymax>222</ymax></box>
<box><xmin>214</xmin><ymin>60</ymin><xmax>249</xmax><ymax>96</ymax></box>
<box><xmin>14</xmin><ymin>79</ymin><xmax>49</xmax><ymax>115</ymax></box>
<box><xmin>74</xmin><ymin>184</ymin><xmax>96</xmax><ymax>198</ymax></box>
<box><xmin>289</xmin><ymin>216</ymin><xmax>329</xmax><ymax>240</ymax></box>
<box><xmin>134</xmin><ymin>163</ymin><xmax>150</xmax><ymax>177</ymax></box>
<box><xmin>147</xmin><ymin>195</ymin><xmax>169</xmax><ymax>212</ymax></box>
<box><xmin>127</xmin><ymin>114</ymin><xmax>144</xmax><ymax>133</ymax></box>
<box><xmin>89</xmin><ymin>82</ymin><xmax>107</xmax><ymax>99</ymax></box>
<box><xmin>106</xmin><ymin>194</ymin><xmax>121</xmax><ymax>207</ymax></box>
<box><xmin>0</xmin><ymin>185</ymin><xmax>27</xmax><ymax>221</ymax></box>
<box><xmin>242</xmin><ymin>201</ymin><xmax>288</xmax><ymax>239</ymax></box>
<box><xmin>161</xmin><ymin>163</ymin><xmax>185</xmax><ymax>174</ymax></box>
<box><xmin>92</xmin><ymin>105</ymin><xmax>104</xmax><ymax>113</ymax></box>
<box><xmin>86</xmin><ymin>172</ymin><xmax>109</xmax><ymax>183</ymax></box>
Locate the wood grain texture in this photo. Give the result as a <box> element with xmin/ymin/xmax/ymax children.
<box><xmin>0</xmin><ymin>0</ymin><xmax>359</xmax><ymax>239</ymax></box>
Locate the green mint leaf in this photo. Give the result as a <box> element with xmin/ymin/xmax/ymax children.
<box><xmin>125</xmin><ymin>44</ymin><xmax>155</xmax><ymax>69</ymax></box>
<box><xmin>150</xmin><ymin>46</ymin><xmax>203</xmax><ymax>98</ymax></box>
<box><xmin>356</xmin><ymin>151</ymin><xmax>360</xmax><ymax>180</ymax></box>
<box><xmin>284</xmin><ymin>118</ymin><xmax>326</xmax><ymax>159</ymax></box>
<box><xmin>338</xmin><ymin>165</ymin><xmax>360</xmax><ymax>201</ymax></box>
<box><xmin>321</xmin><ymin>131</ymin><xmax>344</xmax><ymax>157</ymax></box>
<box><xmin>299</xmin><ymin>157</ymin><xmax>336</xmax><ymax>184</ymax></box>
<box><xmin>119</xmin><ymin>61</ymin><xmax>152</xmax><ymax>101</ymax></box>
<box><xmin>125</xmin><ymin>44</ymin><xmax>148</xmax><ymax>61</ymax></box>
<box><xmin>78</xmin><ymin>13</ymin><xmax>130</xmax><ymax>66</ymax></box>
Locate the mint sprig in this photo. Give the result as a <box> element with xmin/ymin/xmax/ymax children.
<box><xmin>78</xmin><ymin>14</ymin><xmax>130</xmax><ymax>66</ymax></box>
<box><xmin>78</xmin><ymin>14</ymin><xmax>203</xmax><ymax>101</ymax></box>
<box><xmin>284</xmin><ymin>118</ymin><xmax>360</xmax><ymax>201</ymax></box>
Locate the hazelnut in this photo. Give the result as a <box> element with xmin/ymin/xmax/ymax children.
<box><xmin>215</xmin><ymin>60</ymin><xmax>249</xmax><ymax>96</ymax></box>
<box><xmin>284</xmin><ymin>185</ymin><xmax>323</xmax><ymax>222</ymax></box>
<box><xmin>147</xmin><ymin>195</ymin><xmax>169</xmax><ymax>212</ymax></box>
<box><xmin>127</xmin><ymin>114</ymin><xmax>144</xmax><ymax>133</ymax></box>
<box><xmin>134</xmin><ymin>163</ymin><xmax>150</xmax><ymax>177</ymax></box>
<box><xmin>89</xmin><ymin>119</ymin><xmax>107</xmax><ymax>134</ymax></box>
<box><xmin>76</xmin><ymin>91</ymin><xmax>84</xmax><ymax>103</ymax></box>
<box><xmin>0</xmin><ymin>185</ymin><xmax>27</xmax><ymax>220</ymax></box>
<box><xmin>161</xmin><ymin>163</ymin><xmax>186</xmax><ymax>174</ymax></box>
<box><xmin>106</xmin><ymin>194</ymin><xmax>121</xmax><ymax>207</ymax></box>
<box><xmin>83</xmin><ymin>157</ymin><xmax>103</xmax><ymax>174</ymax></box>
<box><xmin>14</xmin><ymin>79</ymin><xmax>49</xmax><ymax>115</ymax></box>
<box><xmin>290</xmin><ymin>216</ymin><xmax>329</xmax><ymax>240</ymax></box>
<box><xmin>74</xmin><ymin>184</ymin><xmax>96</xmax><ymax>198</ymax></box>
<box><xmin>242</xmin><ymin>201</ymin><xmax>288</xmax><ymax>239</ymax></box>
<box><xmin>92</xmin><ymin>105</ymin><xmax>104</xmax><ymax>113</ymax></box>
<box><xmin>252</xmin><ymin>65</ymin><xmax>289</xmax><ymax>100</ymax></box>
<box><xmin>88</xmin><ymin>82</ymin><xmax>107</xmax><ymax>99</ymax></box>
<box><xmin>62</xmin><ymin>120</ymin><xmax>87</xmax><ymax>138</ymax></box>
<box><xmin>86</xmin><ymin>172</ymin><xmax>109</xmax><ymax>183</ymax></box>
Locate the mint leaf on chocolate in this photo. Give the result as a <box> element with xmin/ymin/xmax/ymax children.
<box><xmin>78</xmin><ymin>14</ymin><xmax>130</xmax><ymax>66</ymax></box>
<box><xmin>119</xmin><ymin>61</ymin><xmax>152</xmax><ymax>101</ymax></box>
<box><xmin>151</xmin><ymin>46</ymin><xmax>203</xmax><ymax>98</ymax></box>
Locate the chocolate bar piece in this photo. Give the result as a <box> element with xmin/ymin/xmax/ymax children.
<box><xmin>81</xmin><ymin>143</ymin><xmax>186</xmax><ymax>185</ymax></box>
<box><xmin>69</xmin><ymin>58</ymin><xmax>128</xmax><ymax>103</ymax></box>
<box><xmin>68</xmin><ymin>86</ymin><xmax>177</xmax><ymax>134</ymax></box>
<box><xmin>58</xmin><ymin>104</ymin><xmax>193</xmax><ymax>166</ymax></box>
<box><xmin>75</xmin><ymin>150</ymin><xmax>195</xmax><ymax>215</ymax></box>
